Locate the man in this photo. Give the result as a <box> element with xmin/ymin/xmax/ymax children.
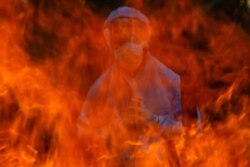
<box><xmin>78</xmin><ymin>6</ymin><xmax>182</xmax><ymax>166</ymax></box>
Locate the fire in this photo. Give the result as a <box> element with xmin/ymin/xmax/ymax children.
<box><xmin>0</xmin><ymin>0</ymin><xmax>249</xmax><ymax>167</ymax></box>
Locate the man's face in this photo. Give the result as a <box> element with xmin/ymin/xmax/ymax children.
<box><xmin>109</xmin><ymin>17</ymin><xmax>149</xmax><ymax>50</ymax></box>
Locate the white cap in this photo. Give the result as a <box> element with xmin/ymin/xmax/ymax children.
<box><xmin>104</xmin><ymin>6</ymin><xmax>149</xmax><ymax>28</ymax></box>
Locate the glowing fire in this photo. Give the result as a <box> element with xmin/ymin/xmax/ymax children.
<box><xmin>0</xmin><ymin>0</ymin><xmax>249</xmax><ymax>167</ymax></box>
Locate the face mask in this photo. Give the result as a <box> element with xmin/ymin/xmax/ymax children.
<box><xmin>114</xmin><ymin>42</ymin><xmax>144</xmax><ymax>72</ymax></box>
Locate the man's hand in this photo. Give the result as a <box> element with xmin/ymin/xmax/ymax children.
<box><xmin>121</xmin><ymin>98</ymin><xmax>159</xmax><ymax>129</ymax></box>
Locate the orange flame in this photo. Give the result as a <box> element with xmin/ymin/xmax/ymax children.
<box><xmin>0</xmin><ymin>0</ymin><xmax>250</xmax><ymax>166</ymax></box>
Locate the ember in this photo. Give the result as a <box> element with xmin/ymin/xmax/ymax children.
<box><xmin>0</xmin><ymin>0</ymin><xmax>249</xmax><ymax>167</ymax></box>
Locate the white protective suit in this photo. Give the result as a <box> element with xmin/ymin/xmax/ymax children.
<box><xmin>78</xmin><ymin>6</ymin><xmax>182</xmax><ymax>138</ymax></box>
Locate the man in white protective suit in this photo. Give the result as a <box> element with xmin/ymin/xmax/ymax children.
<box><xmin>77</xmin><ymin>6</ymin><xmax>182</xmax><ymax>167</ymax></box>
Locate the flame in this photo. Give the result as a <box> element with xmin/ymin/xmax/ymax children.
<box><xmin>0</xmin><ymin>0</ymin><xmax>250</xmax><ymax>166</ymax></box>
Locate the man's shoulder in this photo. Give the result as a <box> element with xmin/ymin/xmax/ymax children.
<box><xmin>87</xmin><ymin>67</ymin><xmax>113</xmax><ymax>97</ymax></box>
<box><xmin>150</xmin><ymin>56</ymin><xmax>180</xmax><ymax>84</ymax></box>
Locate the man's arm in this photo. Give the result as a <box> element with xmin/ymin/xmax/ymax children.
<box><xmin>157</xmin><ymin>76</ymin><xmax>183</xmax><ymax>137</ymax></box>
